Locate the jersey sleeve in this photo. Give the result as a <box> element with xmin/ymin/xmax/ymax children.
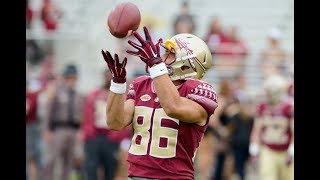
<box><xmin>186</xmin><ymin>82</ymin><xmax>218</xmax><ymax>117</ymax></box>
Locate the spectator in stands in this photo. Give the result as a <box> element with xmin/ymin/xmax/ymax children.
<box><xmin>260</xmin><ymin>27</ymin><xmax>287</xmax><ymax>78</ymax></box>
<box><xmin>204</xmin><ymin>16</ymin><xmax>228</xmax><ymax>56</ymax></box>
<box><xmin>26</xmin><ymin>0</ymin><xmax>33</xmax><ymax>29</ymax></box>
<box><xmin>40</xmin><ymin>0</ymin><xmax>63</xmax><ymax>31</ymax></box>
<box><xmin>42</xmin><ymin>64</ymin><xmax>83</xmax><ymax>180</ymax></box>
<box><xmin>217</xmin><ymin>25</ymin><xmax>248</xmax><ymax>58</ymax></box>
<box><xmin>173</xmin><ymin>0</ymin><xmax>196</xmax><ymax>34</ymax></box>
<box><xmin>232</xmin><ymin>72</ymin><xmax>249</xmax><ymax>103</ymax></box>
<box><xmin>195</xmin><ymin>124</ymin><xmax>217</xmax><ymax>180</ymax></box>
<box><xmin>262</xmin><ymin>27</ymin><xmax>286</xmax><ymax>61</ymax></box>
<box><xmin>212</xmin><ymin>26</ymin><xmax>248</xmax><ymax>72</ymax></box>
<box><xmin>81</xmin><ymin>69</ymin><xmax>131</xmax><ymax>180</ymax></box>
<box><xmin>228</xmin><ymin>97</ymin><xmax>254</xmax><ymax>180</ymax></box>
<box><xmin>228</xmin><ymin>73</ymin><xmax>254</xmax><ymax>180</ymax></box>
<box><xmin>37</xmin><ymin>72</ymin><xmax>58</xmax><ymax>179</ymax></box>
<box><xmin>26</xmin><ymin>81</ymin><xmax>42</xmax><ymax>180</ymax></box>
<box><xmin>211</xmin><ymin>79</ymin><xmax>238</xmax><ymax>180</ymax></box>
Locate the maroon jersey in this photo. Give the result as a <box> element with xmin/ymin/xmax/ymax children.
<box><xmin>26</xmin><ymin>92</ymin><xmax>39</xmax><ymax>124</ymax></box>
<box><xmin>257</xmin><ymin>100</ymin><xmax>293</xmax><ymax>151</ymax></box>
<box><xmin>81</xmin><ymin>88</ymin><xmax>131</xmax><ymax>143</ymax></box>
<box><xmin>126</xmin><ymin>76</ymin><xmax>218</xmax><ymax>179</ymax></box>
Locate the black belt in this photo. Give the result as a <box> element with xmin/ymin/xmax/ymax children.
<box><xmin>49</xmin><ymin>121</ymin><xmax>80</xmax><ymax>131</ymax></box>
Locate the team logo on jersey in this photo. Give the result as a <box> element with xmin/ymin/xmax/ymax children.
<box><xmin>154</xmin><ymin>97</ymin><xmax>159</xmax><ymax>102</ymax></box>
<box><xmin>140</xmin><ymin>94</ymin><xmax>151</xmax><ymax>102</ymax></box>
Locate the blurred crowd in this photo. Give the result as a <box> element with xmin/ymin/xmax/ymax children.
<box><xmin>26</xmin><ymin>63</ymin><xmax>133</xmax><ymax>180</ymax></box>
<box><xmin>26</xmin><ymin>1</ymin><xmax>293</xmax><ymax>180</ymax></box>
<box><xmin>26</xmin><ymin>0</ymin><xmax>62</xmax><ymax>31</ymax></box>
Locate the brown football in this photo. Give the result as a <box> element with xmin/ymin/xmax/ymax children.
<box><xmin>107</xmin><ymin>2</ymin><xmax>141</xmax><ymax>38</ymax></box>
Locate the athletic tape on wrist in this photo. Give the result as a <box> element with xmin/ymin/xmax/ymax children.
<box><xmin>110</xmin><ymin>80</ymin><xmax>127</xmax><ymax>94</ymax></box>
<box><xmin>149</xmin><ymin>63</ymin><xmax>168</xmax><ymax>79</ymax></box>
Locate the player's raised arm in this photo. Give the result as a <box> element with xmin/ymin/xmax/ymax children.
<box><xmin>126</xmin><ymin>26</ymin><xmax>217</xmax><ymax>126</ymax></box>
<box><xmin>101</xmin><ymin>50</ymin><xmax>134</xmax><ymax>130</ymax></box>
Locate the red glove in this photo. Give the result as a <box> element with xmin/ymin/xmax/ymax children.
<box><xmin>101</xmin><ymin>50</ymin><xmax>127</xmax><ymax>83</ymax></box>
<box><xmin>126</xmin><ymin>26</ymin><xmax>163</xmax><ymax>68</ymax></box>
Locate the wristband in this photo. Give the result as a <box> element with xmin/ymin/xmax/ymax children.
<box><xmin>149</xmin><ymin>63</ymin><xmax>168</xmax><ymax>79</ymax></box>
<box><xmin>110</xmin><ymin>80</ymin><xmax>127</xmax><ymax>94</ymax></box>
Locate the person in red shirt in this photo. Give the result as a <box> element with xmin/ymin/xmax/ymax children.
<box><xmin>204</xmin><ymin>16</ymin><xmax>229</xmax><ymax>55</ymax></box>
<box><xmin>100</xmin><ymin>26</ymin><xmax>218</xmax><ymax>179</ymax></box>
<box><xmin>81</xmin><ymin>69</ymin><xmax>131</xmax><ymax>180</ymax></box>
<box><xmin>26</xmin><ymin>81</ymin><xmax>42</xmax><ymax>180</ymax></box>
<box><xmin>217</xmin><ymin>25</ymin><xmax>248</xmax><ymax>58</ymax></box>
<box><xmin>40</xmin><ymin>0</ymin><xmax>62</xmax><ymax>31</ymax></box>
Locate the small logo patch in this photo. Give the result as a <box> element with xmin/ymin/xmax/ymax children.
<box><xmin>140</xmin><ymin>94</ymin><xmax>151</xmax><ymax>102</ymax></box>
<box><xmin>154</xmin><ymin>97</ymin><xmax>159</xmax><ymax>102</ymax></box>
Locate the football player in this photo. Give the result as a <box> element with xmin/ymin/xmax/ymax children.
<box><xmin>101</xmin><ymin>26</ymin><xmax>218</xmax><ymax>179</ymax></box>
<box><xmin>249</xmin><ymin>74</ymin><xmax>294</xmax><ymax>180</ymax></box>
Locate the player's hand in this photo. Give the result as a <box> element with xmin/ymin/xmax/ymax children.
<box><xmin>101</xmin><ymin>50</ymin><xmax>127</xmax><ymax>83</ymax></box>
<box><xmin>126</xmin><ymin>26</ymin><xmax>163</xmax><ymax>68</ymax></box>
